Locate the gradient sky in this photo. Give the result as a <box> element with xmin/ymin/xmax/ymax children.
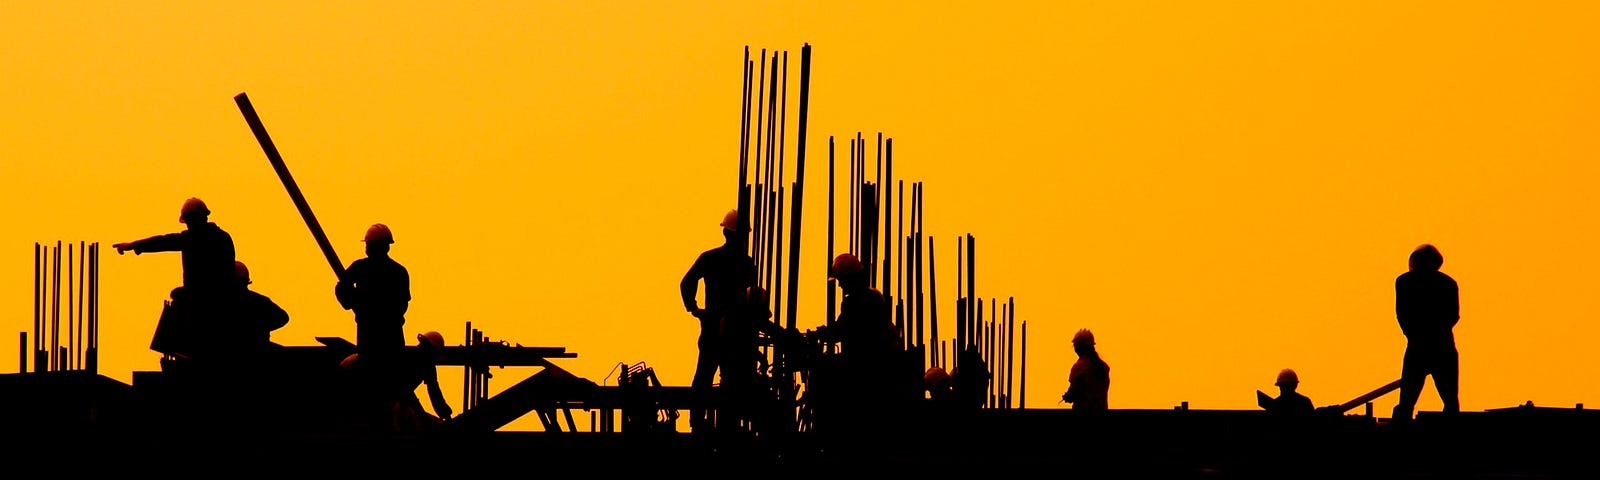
<box><xmin>4</xmin><ymin>2</ymin><xmax>1598</xmax><ymax>431</ymax></box>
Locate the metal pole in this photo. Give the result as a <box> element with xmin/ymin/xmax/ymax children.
<box><xmin>773</xmin><ymin>185</ymin><xmax>785</xmax><ymax>328</ymax></box>
<box><xmin>827</xmin><ymin>136</ymin><xmax>836</xmax><ymax>330</ymax></box>
<box><xmin>883</xmin><ymin>132</ymin><xmax>892</xmax><ymax>296</ymax></box>
<box><xmin>463</xmin><ymin>321</ymin><xmax>472</xmax><ymax>410</ymax></box>
<box><xmin>89</xmin><ymin>242</ymin><xmax>98</xmax><ymax>374</ymax></box>
<box><xmin>914</xmin><ymin>183</ymin><xmax>924</xmax><ymax>355</ymax></box>
<box><xmin>966</xmin><ymin>235</ymin><xmax>975</xmax><ymax>350</ymax></box>
<box><xmin>896</xmin><ymin>179</ymin><xmax>904</xmax><ymax>320</ymax></box>
<box><xmin>78</xmin><ymin>241</ymin><xmax>86</xmax><ymax>369</ymax></box>
<box><xmin>1021</xmin><ymin>321</ymin><xmax>1027</xmax><ymax>409</ymax></box>
<box><xmin>739</xmin><ymin>56</ymin><xmax>754</xmax><ymax>231</ymax></box>
<box><xmin>928</xmin><ymin>236</ymin><xmax>938</xmax><ymax>368</ymax></box>
<box><xmin>773</xmin><ymin>50</ymin><xmax>788</xmax><ymax>329</ymax></box>
<box><xmin>783</xmin><ymin>43</ymin><xmax>811</xmax><ymax>332</ymax></box>
<box><xmin>33</xmin><ymin>244</ymin><xmax>40</xmax><ymax>373</ymax></box>
<box><xmin>874</xmin><ymin>133</ymin><xmax>882</xmax><ymax>288</ymax></box>
<box><xmin>67</xmin><ymin>243</ymin><xmax>73</xmax><ymax>370</ymax></box>
<box><xmin>956</xmin><ymin>236</ymin><xmax>963</xmax><ymax>351</ymax></box>
<box><xmin>1008</xmin><ymin>297</ymin><xmax>1016</xmax><ymax>409</ymax></box>
<box><xmin>53</xmin><ymin>241</ymin><xmax>60</xmax><ymax>371</ymax></box>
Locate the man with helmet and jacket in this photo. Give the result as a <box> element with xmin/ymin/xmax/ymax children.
<box><xmin>114</xmin><ymin>197</ymin><xmax>237</xmax><ymax>361</ymax></box>
<box><xmin>1062</xmin><ymin>328</ymin><xmax>1110</xmax><ymax>411</ymax></box>
<box><xmin>336</xmin><ymin>223</ymin><xmax>411</xmax><ymax>363</ymax></box>
<box><xmin>679</xmin><ymin>209</ymin><xmax>758</xmax><ymax>434</ymax></box>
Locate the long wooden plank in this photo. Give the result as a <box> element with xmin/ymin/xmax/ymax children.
<box><xmin>234</xmin><ymin>92</ymin><xmax>345</xmax><ymax>279</ymax></box>
<box><xmin>1336</xmin><ymin>378</ymin><xmax>1403</xmax><ymax>414</ymax></box>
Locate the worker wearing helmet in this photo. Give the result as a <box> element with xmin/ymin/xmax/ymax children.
<box><xmin>335</xmin><ymin>223</ymin><xmax>412</xmax><ymax>363</ymax></box>
<box><xmin>1258</xmin><ymin>368</ymin><xmax>1315</xmax><ymax>417</ymax></box>
<box><xmin>814</xmin><ymin>253</ymin><xmax>899</xmax><ymax>369</ymax></box>
<box><xmin>809</xmin><ymin>253</ymin><xmax>902</xmax><ymax>442</ymax></box>
<box><xmin>1061</xmin><ymin>328</ymin><xmax>1110</xmax><ymax>411</ymax></box>
<box><xmin>114</xmin><ymin>197</ymin><xmax>238</xmax><ymax>359</ymax></box>
<box><xmin>340</xmin><ymin>330</ymin><xmax>452</xmax><ymax>433</ymax></box>
<box><xmin>679</xmin><ymin>209</ymin><xmax>757</xmax><ymax>434</ymax></box>
<box><xmin>1392</xmin><ymin>243</ymin><xmax>1461</xmax><ymax>423</ymax></box>
<box><xmin>226</xmin><ymin>260</ymin><xmax>289</xmax><ymax>352</ymax></box>
<box><xmin>395</xmin><ymin>330</ymin><xmax>453</xmax><ymax>429</ymax></box>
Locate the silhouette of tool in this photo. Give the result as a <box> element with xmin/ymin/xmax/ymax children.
<box><xmin>233</xmin><ymin>92</ymin><xmax>345</xmax><ymax>279</ymax></box>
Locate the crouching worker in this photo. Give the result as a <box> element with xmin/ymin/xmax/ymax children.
<box><xmin>340</xmin><ymin>330</ymin><xmax>453</xmax><ymax>433</ymax></box>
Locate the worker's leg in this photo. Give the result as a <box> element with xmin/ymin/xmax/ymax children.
<box><xmin>1392</xmin><ymin>343</ymin><xmax>1426</xmax><ymax>422</ymax></box>
<box><xmin>690</xmin><ymin>343</ymin><xmax>719</xmax><ymax>433</ymax></box>
<box><xmin>1434</xmin><ymin>346</ymin><xmax>1461</xmax><ymax>414</ymax></box>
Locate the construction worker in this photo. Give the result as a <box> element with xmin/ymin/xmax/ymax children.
<box><xmin>336</xmin><ymin>331</ymin><xmax>452</xmax><ymax>433</ymax></box>
<box><xmin>1391</xmin><ymin>244</ymin><xmax>1461</xmax><ymax>422</ymax></box>
<box><xmin>395</xmin><ymin>331</ymin><xmax>454</xmax><ymax>430</ymax></box>
<box><xmin>810</xmin><ymin>253</ymin><xmax>902</xmax><ymax>442</ymax></box>
<box><xmin>113</xmin><ymin>197</ymin><xmax>238</xmax><ymax>360</ymax></box>
<box><xmin>1061</xmin><ymin>328</ymin><xmax>1110</xmax><ymax>411</ymax></box>
<box><xmin>227</xmin><ymin>261</ymin><xmax>289</xmax><ymax>353</ymax></box>
<box><xmin>336</xmin><ymin>224</ymin><xmax>412</xmax><ymax>364</ymax></box>
<box><xmin>679</xmin><ymin>209</ymin><xmax>756</xmax><ymax>434</ymax></box>
<box><xmin>1258</xmin><ymin>368</ymin><xmax>1315</xmax><ymax>416</ymax></box>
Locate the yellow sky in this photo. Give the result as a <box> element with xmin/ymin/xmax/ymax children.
<box><xmin>4</xmin><ymin>2</ymin><xmax>1599</xmax><ymax>430</ymax></box>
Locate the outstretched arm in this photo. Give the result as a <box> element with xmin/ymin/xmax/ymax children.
<box><xmin>114</xmin><ymin>232</ymin><xmax>184</xmax><ymax>255</ymax></box>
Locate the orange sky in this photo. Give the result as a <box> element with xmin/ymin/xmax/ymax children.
<box><xmin>4</xmin><ymin>2</ymin><xmax>1599</xmax><ymax>431</ymax></box>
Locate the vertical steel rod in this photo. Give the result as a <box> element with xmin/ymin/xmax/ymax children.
<box><xmin>783</xmin><ymin>43</ymin><xmax>811</xmax><ymax>332</ymax></box>
<box><xmin>928</xmin><ymin>236</ymin><xmax>939</xmax><ymax>368</ymax></box>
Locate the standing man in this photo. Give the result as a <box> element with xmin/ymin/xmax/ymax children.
<box><xmin>113</xmin><ymin>197</ymin><xmax>237</xmax><ymax>359</ymax></box>
<box><xmin>1391</xmin><ymin>243</ymin><xmax>1461</xmax><ymax>422</ymax></box>
<box><xmin>336</xmin><ymin>224</ymin><xmax>411</xmax><ymax>363</ymax></box>
<box><xmin>810</xmin><ymin>253</ymin><xmax>901</xmax><ymax>448</ymax></box>
<box><xmin>679</xmin><ymin>209</ymin><xmax>756</xmax><ymax>434</ymax></box>
<box><xmin>1061</xmin><ymin>328</ymin><xmax>1110</xmax><ymax>411</ymax></box>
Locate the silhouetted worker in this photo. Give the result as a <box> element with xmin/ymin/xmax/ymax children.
<box><xmin>1391</xmin><ymin>243</ymin><xmax>1461</xmax><ymax>422</ymax></box>
<box><xmin>1061</xmin><ymin>328</ymin><xmax>1110</xmax><ymax>411</ymax></box>
<box><xmin>395</xmin><ymin>331</ymin><xmax>454</xmax><ymax>431</ymax></box>
<box><xmin>1258</xmin><ymin>368</ymin><xmax>1315</xmax><ymax>416</ymax></box>
<box><xmin>227</xmin><ymin>261</ymin><xmax>289</xmax><ymax>352</ymax></box>
<box><xmin>336</xmin><ymin>223</ymin><xmax>411</xmax><ymax>365</ymax></box>
<box><xmin>679</xmin><ymin>209</ymin><xmax>756</xmax><ymax>434</ymax></box>
<box><xmin>113</xmin><ymin>197</ymin><xmax>237</xmax><ymax>360</ymax></box>
<box><xmin>811</xmin><ymin>253</ymin><xmax>902</xmax><ymax>442</ymax></box>
<box><xmin>336</xmin><ymin>331</ymin><xmax>451</xmax><ymax>433</ymax></box>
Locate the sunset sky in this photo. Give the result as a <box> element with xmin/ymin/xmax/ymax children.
<box><xmin>4</xmin><ymin>2</ymin><xmax>1598</xmax><ymax>431</ymax></box>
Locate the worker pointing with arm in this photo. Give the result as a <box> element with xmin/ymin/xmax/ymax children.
<box><xmin>113</xmin><ymin>197</ymin><xmax>238</xmax><ymax>361</ymax></box>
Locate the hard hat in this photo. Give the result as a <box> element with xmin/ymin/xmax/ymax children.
<box><xmin>418</xmin><ymin>331</ymin><xmax>445</xmax><ymax>350</ymax></box>
<box><xmin>234</xmin><ymin>261</ymin><xmax>251</xmax><ymax>285</ymax></box>
<box><xmin>363</xmin><ymin>223</ymin><xmax>395</xmax><ymax>244</ymax></box>
<box><xmin>720</xmin><ymin>209</ymin><xmax>749</xmax><ymax>232</ymax></box>
<box><xmin>1276</xmin><ymin>368</ymin><xmax>1299</xmax><ymax>385</ymax></box>
<box><xmin>1072</xmin><ymin>328</ymin><xmax>1095</xmax><ymax>346</ymax></box>
<box><xmin>178</xmin><ymin>197</ymin><xmax>209</xmax><ymax>223</ymax></box>
<box><xmin>829</xmin><ymin>253</ymin><xmax>865</xmax><ymax>279</ymax></box>
<box><xmin>924</xmin><ymin>366</ymin><xmax>951</xmax><ymax>387</ymax></box>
